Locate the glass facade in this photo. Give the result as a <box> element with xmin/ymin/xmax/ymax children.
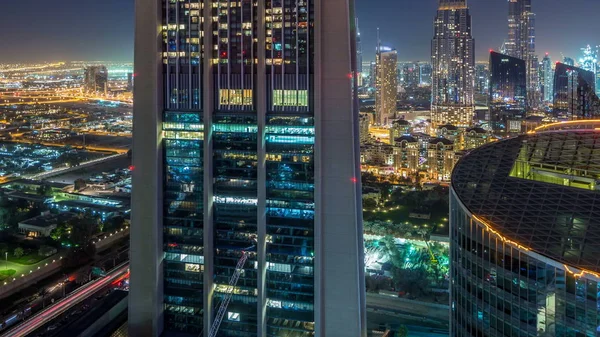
<box><xmin>553</xmin><ymin>63</ymin><xmax>600</xmax><ymax>120</ymax></box>
<box><xmin>451</xmin><ymin>194</ymin><xmax>600</xmax><ymax>337</ymax></box>
<box><xmin>431</xmin><ymin>0</ymin><xmax>475</xmax><ymax>128</ymax></box>
<box><xmin>265</xmin><ymin>116</ymin><xmax>315</xmax><ymax>336</ymax></box>
<box><xmin>163</xmin><ymin>111</ymin><xmax>205</xmax><ymax>334</ymax></box>
<box><xmin>450</xmin><ymin>130</ymin><xmax>600</xmax><ymax>337</ymax></box>
<box><xmin>488</xmin><ymin>51</ymin><xmax>526</xmax><ymax>134</ymax></box>
<box><xmin>160</xmin><ymin>0</ymin><xmax>315</xmax><ymax>335</ymax></box>
<box><xmin>213</xmin><ymin>114</ymin><xmax>259</xmax><ymax>337</ymax></box>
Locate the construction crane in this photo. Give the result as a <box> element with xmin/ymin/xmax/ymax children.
<box><xmin>206</xmin><ymin>247</ymin><xmax>253</xmax><ymax>337</ymax></box>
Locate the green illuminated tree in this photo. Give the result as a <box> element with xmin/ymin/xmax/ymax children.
<box><xmin>13</xmin><ymin>247</ymin><xmax>24</xmax><ymax>258</ymax></box>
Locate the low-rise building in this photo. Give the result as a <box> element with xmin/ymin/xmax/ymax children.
<box><xmin>464</xmin><ymin>127</ymin><xmax>490</xmax><ymax>150</ymax></box>
<box><xmin>389</xmin><ymin>119</ymin><xmax>411</xmax><ymax>146</ymax></box>
<box><xmin>427</xmin><ymin>137</ymin><xmax>455</xmax><ymax>181</ymax></box>
<box><xmin>392</xmin><ymin>135</ymin><xmax>420</xmax><ymax>176</ymax></box>
<box><xmin>18</xmin><ymin>212</ymin><xmax>76</xmax><ymax>237</ymax></box>
<box><xmin>361</xmin><ymin>141</ymin><xmax>394</xmax><ymax>166</ymax></box>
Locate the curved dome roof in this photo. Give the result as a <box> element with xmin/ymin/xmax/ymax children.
<box><xmin>452</xmin><ymin>131</ymin><xmax>600</xmax><ymax>273</ymax></box>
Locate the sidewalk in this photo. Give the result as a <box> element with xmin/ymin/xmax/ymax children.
<box><xmin>1</xmin><ymin>253</ymin><xmax>64</xmax><ymax>278</ymax></box>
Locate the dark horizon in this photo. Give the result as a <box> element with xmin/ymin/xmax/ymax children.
<box><xmin>0</xmin><ymin>0</ymin><xmax>598</xmax><ymax>63</ymax></box>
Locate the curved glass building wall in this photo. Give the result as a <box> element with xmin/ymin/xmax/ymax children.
<box><xmin>450</xmin><ymin>130</ymin><xmax>600</xmax><ymax>337</ymax></box>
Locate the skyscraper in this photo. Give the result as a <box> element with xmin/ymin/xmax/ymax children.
<box><xmin>474</xmin><ymin>63</ymin><xmax>490</xmax><ymax>96</ymax></box>
<box><xmin>553</xmin><ymin>62</ymin><xmax>600</xmax><ymax>120</ymax></box>
<box><xmin>505</xmin><ymin>0</ymin><xmax>538</xmax><ymax>108</ymax></box>
<box><xmin>375</xmin><ymin>46</ymin><xmax>398</xmax><ymax>125</ymax></box>
<box><xmin>401</xmin><ymin>62</ymin><xmax>420</xmax><ymax>88</ymax></box>
<box><xmin>130</xmin><ymin>0</ymin><xmax>366</xmax><ymax>336</ymax></box>
<box><xmin>84</xmin><ymin>65</ymin><xmax>108</xmax><ymax>94</ymax></box>
<box><xmin>431</xmin><ymin>0</ymin><xmax>475</xmax><ymax>128</ymax></box>
<box><xmin>450</xmin><ymin>122</ymin><xmax>600</xmax><ymax>337</ymax></box>
<box><xmin>563</xmin><ymin>56</ymin><xmax>575</xmax><ymax>66</ymax></box>
<box><xmin>356</xmin><ymin>18</ymin><xmax>363</xmax><ymax>76</ymax></box>
<box><xmin>579</xmin><ymin>45</ymin><xmax>599</xmax><ymax>96</ymax></box>
<box><xmin>488</xmin><ymin>51</ymin><xmax>527</xmax><ymax>134</ymax></box>
<box><xmin>419</xmin><ymin>62</ymin><xmax>432</xmax><ymax>86</ymax></box>
<box><xmin>541</xmin><ymin>53</ymin><xmax>553</xmax><ymax>103</ymax></box>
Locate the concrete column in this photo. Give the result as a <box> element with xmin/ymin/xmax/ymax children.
<box><xmin>314</xmin><ymin>0</ymin><xmax>367</xmax><ymax>335</ymax></box>
<box><xmin>129</xmin><ymin>0</ymin><xmax>164</xmax><ymax>335</ymax></box>
<box><xmin>256</xmin><ymin>0</ymin><xmax>268</xmax><ymax>335</ymax></box>
<box><xmin>203</xmin><ymin>1</ymin><xmax>215</xmax><ymax>335</ymax></box>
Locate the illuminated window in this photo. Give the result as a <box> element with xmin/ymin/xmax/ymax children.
<box><xmin>227</xmin><ymin>312</ymin><xmax>240</xmax><ymax>322</ymax></box>
<box><xmin>273</xmin><ymin>90</ymin><xmax>308</xmax><ymax>107</ymax></box>
<box><xmin>219</xmin><ymin>89</ymin><xmax>253</xmax><ymax>106</ymax></box>
<box><xmin>185</xmin><ymin>263</ymin><xmax>203</xmax><ymax>272</ymax></box>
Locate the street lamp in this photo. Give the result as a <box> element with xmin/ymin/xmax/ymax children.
<box><xmin>4</xmin><ymin>252</ymin><xmax>7</xmax><ymax>271</ymax></box>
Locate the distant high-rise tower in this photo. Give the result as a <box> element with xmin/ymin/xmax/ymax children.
<box><xmin>488</xmin><ymin>51</ymin><xmax>527</xmax><ymax>134</ymax></box>
<box><xmin>419</xmin><ymin>63</ymin><xmax>432</xmax><ymax>86</ymax></box>
<box><xmin>541</xmin><ymin>53</ymin><xmax>553</xmax><ymax>103</ymax></box>
<box><xmin>563</xmin><ymin>56</ymin><xmax>575</xmax><ymax>66</ymax></box>
<box><xmin>506</xmin><ymin>0</ymin><xmax>538</xmax><ymax>108</ymax></box>
<box><xmin>474</xmin><ymin>63</ymin><xmax>490</xmax><ymax>96</ymax></box>
<box><xmin>356</xmin><ymin>18</ymin><xmax>363</xmax><ymax>76</ymax></box>
<box><xmin>375</xmin><ymin>46</ymin><xmax>398</xmax><ymax>125</ymax></box>
<box><xmin>431</xmin><ymin>0</ymin><xmax>475</xmax><ymax>128</ymax></box>
<box><xmin>130</xmin><ymin>0</ymin><xmax>367</xmax><ymax>336</ymax></box>
<box><xmin>579</xmin><ymin>45</ymin><xmax>599</xmax><ymax>96</ymax></box>
<box><xmin>553</xmin><ymin>62</ymin><xmax>600</xmax><ymax>120</ymax></box>
<box><xmin>84</xmin><ymin>65</ymin><xmax>108</xmax><ymax>94</ymax></box>
<box><xmin>126</xmin><ymin>72</ymin><xmax>134</xmax><ymax>92</ymax></box>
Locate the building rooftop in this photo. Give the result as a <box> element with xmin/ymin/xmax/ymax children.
<box><xmin>392</xmin><ymin>119</ymin><xmax>410</xmax><ymax>126</ymax></box>
<box><xmin>395</xmin><ymin>135</ymin><xmax>417</xmax><ymax>143</ymax></box>
<box><xmin>466</xmin><ymin>127</ymin><xmax>486</xmax><ymax>134</ymax></box>
<box><xmin>429</xmin><ymin>137</ymin><xmax>454</xmax><ymax>145</ymax></box>
<box><xmin>20</xmin><ymin>212</ymin><xmax>76</xmax><ymax>228</ymax></box>
<box><xmin>452</xmin><ymin>129</ymin><xmax>600</xmax><ymax>273</ymax></box>
<box><xmin>437</xmin><ymin>124</ymin><xmax>458</xmax><ymax>131</ymax></box>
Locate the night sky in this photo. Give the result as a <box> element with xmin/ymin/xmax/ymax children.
<box><xmin>0</xmin><ymin>0</ymin><xmax>598</xmax><ymax>63</ymax></box>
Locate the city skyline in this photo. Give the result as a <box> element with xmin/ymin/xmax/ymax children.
<box><xmin>1</xmin><ymin>0</ymin><xmax>600</xmax><ymax>63</ymax></box>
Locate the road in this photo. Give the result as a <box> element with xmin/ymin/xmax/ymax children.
<box><xmin>27</xmin><ymin>153</ymin><xmax>127</xmax><ymax>180</ymax></box>
<box><xmin>0</xmin><ymin>263</ymin><xmax>129</xmax><ymax>337</ymax></box>
<box><xmin>8</xmin><ymin>138</ymin><xmax>129</xmax><ymax>154</ymax></box>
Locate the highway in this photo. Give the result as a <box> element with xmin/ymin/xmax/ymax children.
<box><xmin>0</xmin><ymin>263</ymin><xmax>129</xmax><ymax>337</ymax></box>
<box><xmin>27</xmin><ymin>153</ymin><xmax>127</xmax><ymax>180</ymax></box>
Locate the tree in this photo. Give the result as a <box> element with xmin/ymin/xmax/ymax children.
<box><xmin>13</xmin><ymin>247</ymin><xmax>24</xmax><ymax>258</ymax></box>
<box><xmin>50</xmin><ymin>221</ymin><xmax>69</xmax><ymax>242</ymax></box>
<box><xmin>362</xmin><ymin>198</ymin><xmax>377</xmax><ymax>209</ymax></box>
<box><xmin>103</xmin><ymin>215</ymin><xmax>125</xmax><ymax>233</ymax></box>
<box><xmin>36</xmin><ymin>184</ymin><xmax>53</xmax><ymax>197</ymax></box>
<box><xmin>74</xmin><ymin>179</ymin><xmax>87</xmax><ymax>191</ymax></box>
<box><xmin>69</xmin><ymin>213</ymin><xmax>99</xmax><ymax>256</ymax></box>
<box><xmin>396</xmin><ymin>325</ymin><xmax>409</xmax><ymax>337</ymax></box>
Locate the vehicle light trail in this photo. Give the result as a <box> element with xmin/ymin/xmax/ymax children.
<box><xmin>0</xmin><ymin>263</ymin><xmax>129</xmax><ymax>337</ymax></box>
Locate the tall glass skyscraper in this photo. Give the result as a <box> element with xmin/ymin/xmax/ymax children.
<box><xmin>505</xmin><ymin>0</ymin><xmax>538</xmax><ymax>108</ymax></box>
<box><xmin>488</xmin><ymin>51</ymin><xmax>527</xmax><ymax>134</ymax></box>
<box><xmin>541</xmin><ymin>53</ymin><xmax>553</xmax><ymax>103</ymax></box>
<box><xmin>129</xmin><ymin>0</ymin><xmax>366</xmax><ymax>336</ymax></box>
<box><xmin>553</xmin><ymin>62</ymin><xmax>600</xmax><ymax>120</ymax></box>
<box><xmin>450</xmin><ymin>122</ymin><xmax>600</xmax><ymax>337</ymax></box>
<box><xmin>431</xmin><ymin>0</ymin><xmax>475</xmax><ymax>128</ymax></box>
<box><xmin>375</xmin><ymin>47</ymin><xmax>398</xmax><ymax>125</ymax></box>
<box><xmin>578</xmin><ymin>45</ymin><xmax>599</xmax><ymax>97</ymax></box>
